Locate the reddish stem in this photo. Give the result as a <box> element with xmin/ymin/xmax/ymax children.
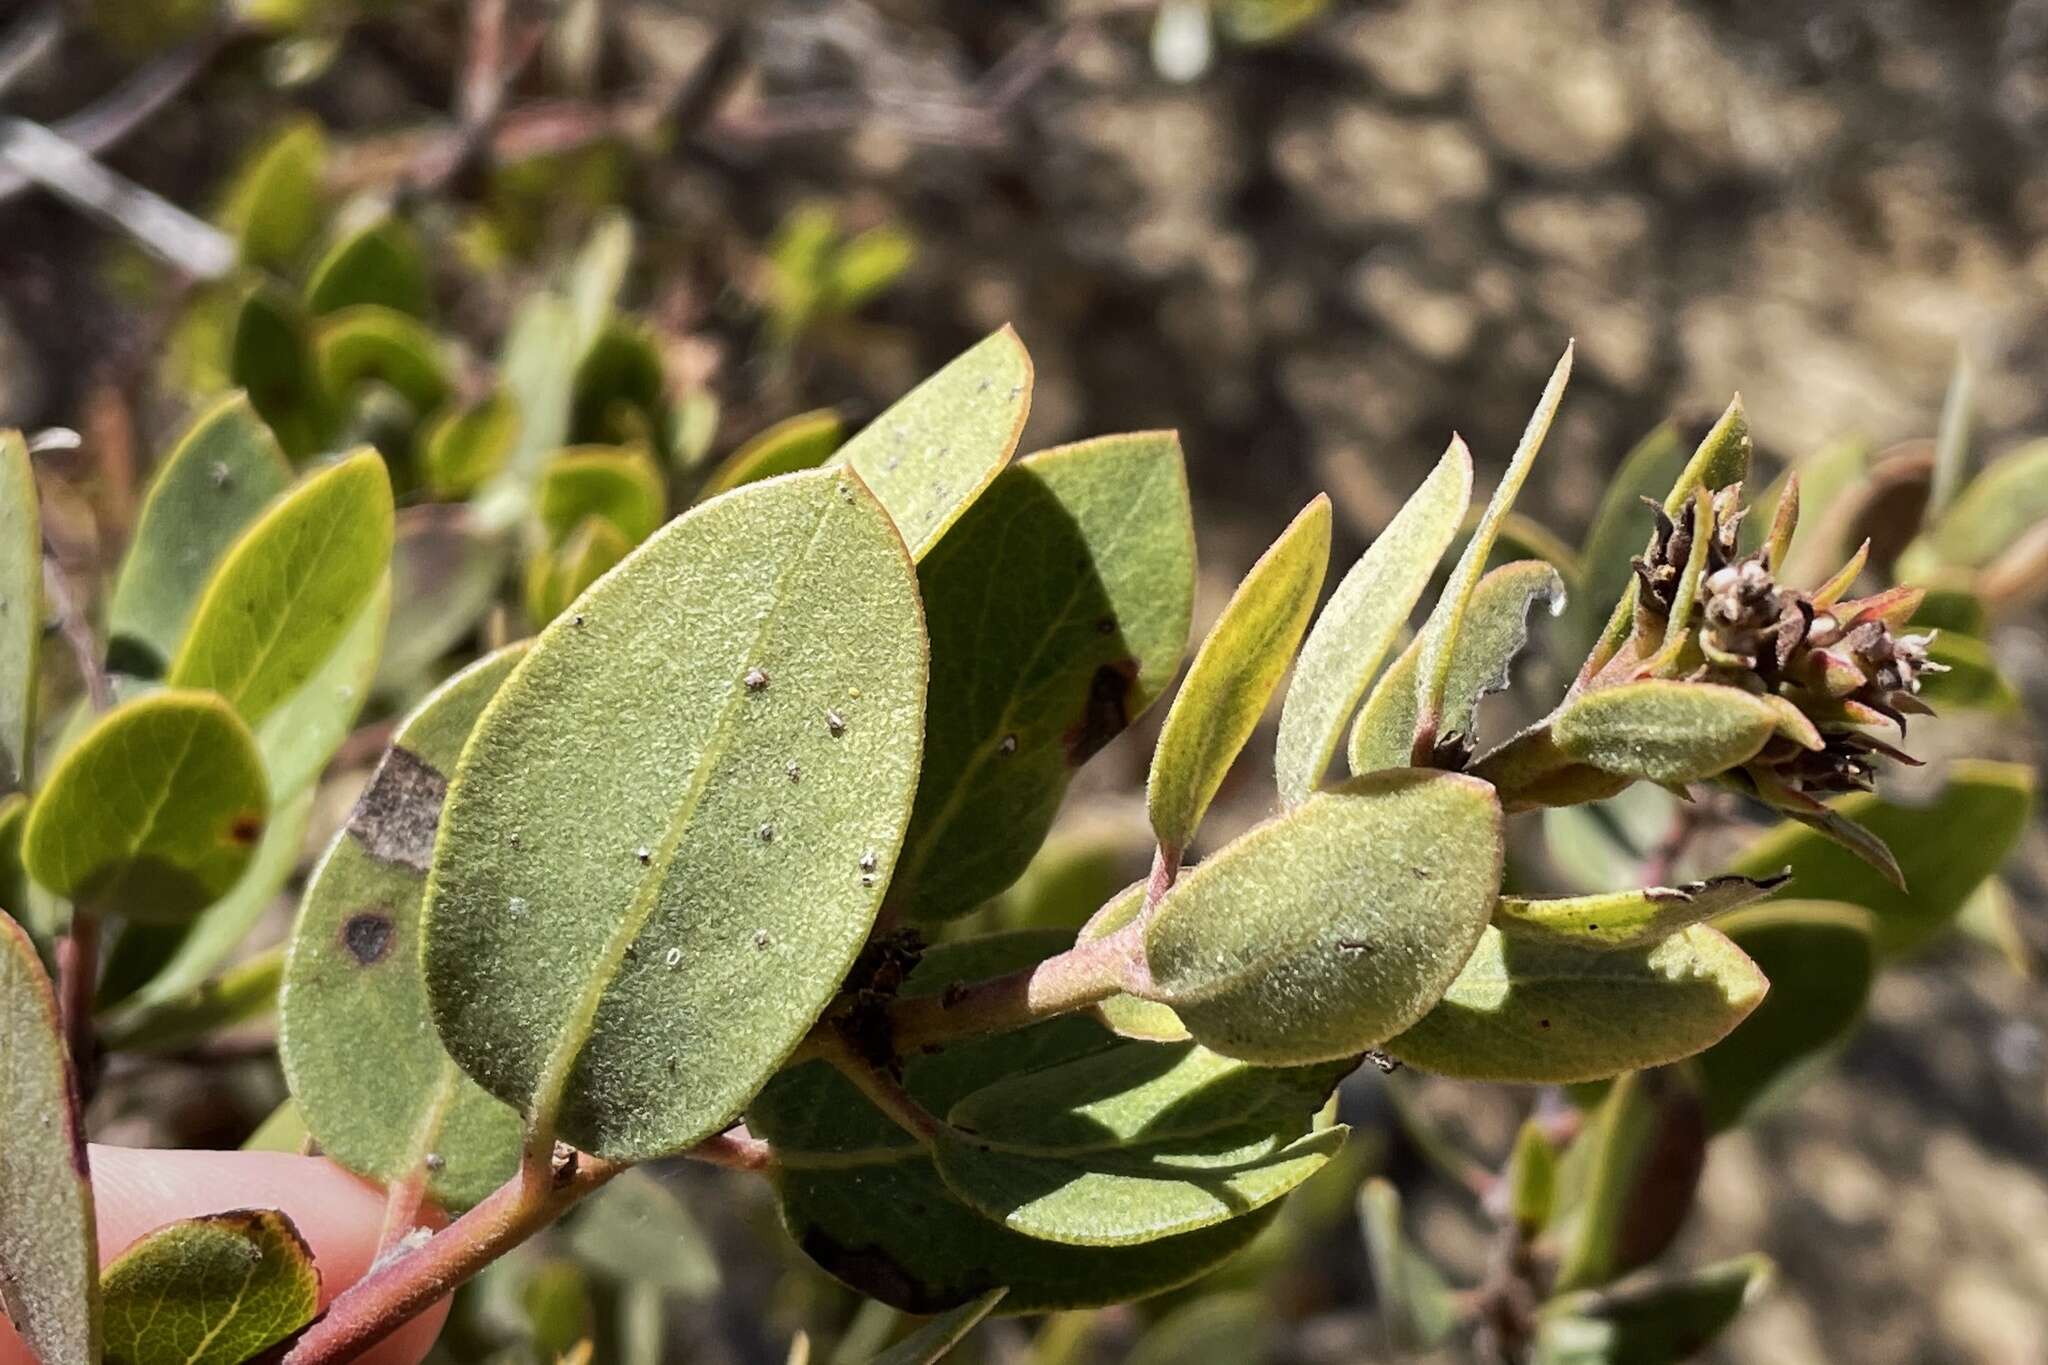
<box><xmin>55</xmin><ymin>913</ymin><xmax>99</xmax><ymax>1100</ymax></box>
<box><xmin>887</xmin><ymin>918</ymin><xmax>1148</xmax><ymax>1054</ymax></box>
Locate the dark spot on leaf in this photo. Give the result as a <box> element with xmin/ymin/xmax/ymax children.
<box><xmin>341</xmin><ymin>912</ymin><xmax>395</xmax><ymax>966</ymax></box>
<box><xmin>1095</xmin><ymin>616</ymin><xmax>1116</xmax><ymax>635</ymax></box>
<box><xmin>1538</xmin><ymin>1018</ymin><xmax>1551</xmax><ymax>1029</ymax></box>
<box><xmin>1064</xmin><ymin>658</ymin><xmax>1138</xmax><ymax>764</ymax></box>
<box><xmin>227</xmin><ymin>811</ymin><xmax>265</xmax><ymax>846</ymax></box>
<box><xmin>798</xmin><ymin>1227</ymin><xmax>964</xmax><ymax>1315</ymax></box>
<box><xmin>347</xmin><ymin>746</ymin><xmax>449</xmax><ymax>873</ymax></box>
<box><xmin>1587</xmin><ymin>923</ymin><xmax>1600</xmax><ymax>931</ymax></box>
<box><xmin>1411</xmin><ymin>866</ymin><xmax>1432</xmax><ymax>880</ymax></box>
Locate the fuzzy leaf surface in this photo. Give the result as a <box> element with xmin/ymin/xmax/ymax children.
<box><xmin>1143</xmin><ymin>771</ymin><xmax>1502</xmax><ymax>1064</ymax></box>
<box><xmin>167</xmin><ymin>450</ymin><xmax>394</xmax><ymax>728</ymax></box>
<box><xmin>282</xmin><ymin>646</ymin><xmax>528</xmax><ymax>1209</ymax></box>
<box><xmin>101</xmin><ymin>1209</ymin><xmax>319</xmax><ymax>1365</ymax></box>
<box><xmin>1551</xmin><ymin>680</ymin><xmax>1777</xmax><ymax>786</ymax></box>
<box><xmin>24</xmin><ymin>690</ymin><xmax>269</xmax><ymax>921</ymax></box>
<box><xmin>887</xmin><ymin>433</ymin><xmax>1194</xmax><ymax>921</ymax></box>
<box><xmin>0</xmin><ymin>432</ymin><xmax>36</xmax><ymax>791</ymax></box>
<box><xmin>1148</xmin><ymin>496</ymin><xmax>1330</xmax><ymax>849</ymax></box>
<box><xmin>424</xmin><ymin>469</ymin><xmax>926</xmax><ymax>1159</ymax></box>
<box><xmin>1274</xmin><ymin>439</ymin><xmax>1470</xmax><ymax>806</ymax></box>
<box><xmin>835</xmin><ymin>327</ymin><xmax>1032</xmax><ymax>560</ymax></box>
<box><xmin>1383</xmin><ymin>925</ymin><xmax>1767</xmax><ymax>1082</ymax></box>
<box><xmin>0</xmin><ymin>911</ymin><xmax>97</xmax><ymax>1365</ymax></box>
<box><xmin>1725</xmin><ymin>758</ymin><xmax>2033</xmax><ymax>956</ymax></box>
<box><xmin>1494</xmin><ymin>874</ymin><xmax>1786</xmax><ymax>950</ymax></box>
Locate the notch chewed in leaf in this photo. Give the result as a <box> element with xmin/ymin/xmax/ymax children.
<box><xmin>100</xmin><ymin>1208</ymin><xmax>320</xmax><ymax>1365</ymax></box>
<box><xmin>1493</xmin><ymin>872</ymin><xmax>1789</xmax><ymax>950</ymax></box>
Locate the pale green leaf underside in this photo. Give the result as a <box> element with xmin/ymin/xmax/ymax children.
<box><xmin>425</xmin><ymin>469</ymin><xmax>927</xmax><ymax>1159</ymax></box>
<box><xmin>0</xmin><ymin>911</ymin><xmax>98</xmax><ymax>1365</ymax></box>
<box><xmin>865</xmin><ymin>1289</ymin><xmax>1006</xmax><ymax>1365</ymax></box>
<box><xmin>932</xmin><ymin>1042</ymin><xmax>1348</xmax><ymax>1246</ymax></box>
<box><xmin>1148</xmin><ymin>496</ymin><xmax>1329</xmax><ymax>850</ymax></box>
<box><xmin>1724</xmin><ymin>757</ymin><xmax>2033</xmax><ymax>957</ymax></box>
<box><xmin>1551</xmin><ymin>680</ymin><xmax>1778</xmax><ymax>786</ymax></box>
<box><xmin>105</xmin><ymin>394</ymin><xmax>294</xmax><ymax>680</ymax></box>
<box><xmin>887</xmin><ymin>432</ymin><xmax>1195</xmax><ymax>922</ymax></box>
<box><xmin>1080</xmin><ymin>885</ymin><xmax>1189</xmax><ymax>1042</ymax></box>
<box><xmin>167</xmin><ymin>449</ymin><xmax>395</xmax><ymax>729</ymax></box>
<box><xmin>836</xmin><ymin>326</ymin><xmax>1032</xmax><ymax>560</ymax></box>
<box><xmin>1275</xmin><ymin>439</ymin><xmax>1470</xmax><ymax>807</ymax></box>
<box><xmin>283</xmin><ymin>646</ymin><xmax>529</xmax><ymax>1210</ymax></box>
<box><xmin>1349</xmin><ymin>559</ymin><xmax>1563</xmax><ymax>774</ymax></box>
<box><xmin>0</xmin><ymin>432</ymin><xmax>36</xmax><ymax>792</ymax></box>
<box><xmin>1144</xmin><ymin>771</ymin><xmax>1503</xmax><ymax>1064</ymax></box>
<box><xmin>1495</xmin><ymin>873</ymin><xmax>1787</xmax><ymax>950</ymax></box>
<box><xmin>697</xmin><ymin>409</ymin><xmax>845</xmax><ymax>504</ymax></box>
<box><xmin>101</xmin><ymin>1209</ymin><xmax>319</xmax><ymax>1365</ymax></box>
<box><xmin>1382</xmin><ymin>923</ymin><xmax>1768</xmax><ymax>1082</ymax></box>
<box><xmin>23</xmin><ymin>690</ymin><xmax>270</xmax><ymax>921</ymax></box>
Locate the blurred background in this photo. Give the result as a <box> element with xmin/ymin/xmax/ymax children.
<box><xmin>3</xmin><ymin>1</ymin><xmax>2045</xmax><ymax>1361</ymax></box>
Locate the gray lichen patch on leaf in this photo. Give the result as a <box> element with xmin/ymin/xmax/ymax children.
<box><xmin>346</xmin><ymin>744</ymin><xmax>449</xmax><ymax>872</ymax></box>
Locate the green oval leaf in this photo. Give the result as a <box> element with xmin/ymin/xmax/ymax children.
<box><xmin>1725</xmin><ymin>758</ymin><xmax>2034</xmax><ymax>957</ymax></box>
<box><xmin>424</xmin><ymin>468</ymin><xmax>927</xmax><ymax>1159</ymax></box>
<box><xmin>570</xmin><ymin>321</ymin><xmax>667</xmax><ymax>448</ymax></box>
<box><xmin>1691</xmin><ymin>901</ymin><xmax>1873</xmax><ymax>1132</ymax></box>
<box><xmin>314</xmin><ymin>305</ymin><xmax>452</xmax><ymax>414</ymax></box>
<box><xmin>536</xmin><ymin>446</ymin><xmax>666</xmax><ymax>547</ymax></box>
<box><xmin>230</xmin><ymin>285</ymin><xmax>328</xmax><ymax>462</ymax></box>
<box><xmin>1917</xmin><ymin>632</ymin><xmax>2019</xmax><ymax>712</ymax></box>
<box><xmin>696</xmin><ymin>409</ymin><xmax>845</xmax><ymax>504</ymax></box>
<box><xmin>1537</xmin><ymin>1255</ymin><xmax>1772</xmax><ymax>1365</ymax></box>
<box><xmin>1359</xmin><ymin>1178</ymin><xmax>1458</xmax><ymax>1353</ymax></box>
<box><xmin>1149</xmin><ymin>496</ymin><xmax>1330</xmax><ymax>850</ymax></box>
<box><xmin>106</xmin><ymin>393</ymin><xmax>294</xmax><ymax>680</ymax></box>
<box><xmin>167</xmin><ymin>449</ymin><xmax>395</xmax><ymax>728</ymax></box>
<box><xmin>1079</xmin><ymin>884</ymin><xmax>1188</xmax><ymax>1042</ymax></box>
<box><xmin>932</xmin><ymin>1044</ymin><xmax>1346</xmax><ymax>1247</ymax></box>
<box><xmin>1918</xmin><ymin>439</ymin><xmax>2048</xmax><ymax>570</ymax></box>
<box><xmin>0</xmin><ymin>910</ymin><xmax>98</xmax><ymax>1365</ymax></box>
<box><xmin>305</xmin><ymin>217</ymin><xmax>430</xmax><ymax>318</ymax></box>
<box><xmin>752</xmin><ymin>933</ymin><xmax>1275</xmax><ymax>1314</ymax></box>
<box><xmin>1275</xmin><ymin>439</ymin><xmax>1470</xmax><ymax>806</ymax></box>
<box><xmin>216</xmin><ymin>118</ymin><xmax>326</xmax><ymax>273</ymax></box>
<box><xmin>866</xmin><ymin>1289</ymin><xmax>1005</xmax><ymax>1365</ymax></box>
<box><xmin>1560</xmin><ymin>423</ymin><xmax>1684</xmax><ymax>662</ymax></box>
<box><xmin>282</xmin><ymin>646</ymin><xmax>529</xmax><ymax>1210</ymax></box>
<box><xmin>101</xmin><ymin>1209</ymin><xmax>319</xmax><ymax>1365</ymax></box>
<box><xmin>1</xmin><ymin>431</ymin><xmax>37</xmax><ymax>791</ymax></box>
<box><xmin>1348</xmin><ymin>560</ymin><xmax>1564</xmax><ymax>774</ymax></box>
<box><xmin>423</xmin><ymin>393</ymin><xmax>521</xmax><ymax>499</ymax></box>
<box><xmin>1550</xmin><ymin>680</ymin><xmax>1778</xmax><ymax>786</ymax></box>
<box><xmin>1382</xmin><ymin>924</ymin><xmax>1767</xmax><ymax>1082</ymax></box>
<box><xmin>836</xmin><ymin>327</ymin><xmax>1032</xmax><ymax>560</ymax></box>
<box><xmin>1143</xmin><ymin>771</ymin><xmax>1502</xmax><ymax>1065</ymax></box>
<box><xmin>1495</xmin><ymin>873</ymin><xmax>1787</xmax><ymax>950</ymax></box>
<box><xmin>887</xmin><ymin>433</ymin><xmax>1195</xmax><ymax>922</ymax></box>
<box><xmin>24</xmin><ymin>691</ymin><xmax>270</xmax><ymax>921</ymax></box>
<box><xmin>1413</xmin><ymin>346</ymin><xmax>1570</xmax><ymax>754</ymax></box>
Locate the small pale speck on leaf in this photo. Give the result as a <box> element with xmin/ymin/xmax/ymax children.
<box><xmin>210</xmin><ymin>461</ymin><xmax>232</xmax><ymax>488</ymax></box>
<box><xmin>745</xmin><ymin>667</ymin><xmax>770</xmax><ymax>691</ymax></box>
<box><xmin>423</xmin><ymin>1153</ymin><xmax>445</xmax><ymax>1172</ymax></box>
<box><xmin>786</xmin><ymin>761</ymin><xmax>801</xmax><ymax>782</ymax></box>
<box><xmin>860</xmin><ymin>849</ymin><xmax>879</xmax><ymax>872</ymax></box>
<box><xmin>753</xmin><ymin>930</ymin><xmax>770</xmax><ymax>949</ymax></box>
<box><xmin>664</xmin><ymin>947</ymin><xmax>682</xmax><ymax>970</ymax></box>
<box><xmin>998</xmin><ymin>734</ymin><xmax>1018</xmax><ymax>755</ymax></box>
<box><xmin>757</xmin><ymin>823</ymin><xmax>775</xmax><ymax>843</ymax></box>
<box><xmin>508</xmin><ymin>896</ymin><xmax>528</xmax><ymax>918</ymax></box>
<box><xmin>635</xmin><ymin>845</ymin><xmax>651</xmax><ymax>865</ymax></box>
<box><xmin>825</xmin><ymin>708</ymin><xmax>846</xmax><ymax>736</ymax></box>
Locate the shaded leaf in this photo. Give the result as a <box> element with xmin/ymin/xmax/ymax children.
<box><xmin>866</xmin><ymin>1288</ymin><xmax>1005</xmax><ymax>1365</ymax></box>
<box><xmin>526</xmin><ymin>518</ymin><xmax>631</xmax><ymax>627</ymax></box>
<box><xmin>1725</xmin><ymin>758</ymin><xmax>2034</xmax><ymax>956</ymax></box>
<box><xmin>537</xmin><ymin>446</ymin><xmax>666</xmax><ymax>547</ymax></box>
<box><xmin>282</xmin><ymin>647</ymin><xmax>528</xmax><ymax>1209</ymax></box>
<box><xmin>1561</xmin><ymin>423</ymin><xmax>1685</xmax><ymax>662</ymax></box>
<box><xmin>565</xmin><ymin>1169</ymin><xmax>719</xmax><ymax>1299</ymax></box>
<box><xmin>836</xmin><ymin>327</ymin><xmax>1032</xmax><ymax>560</ymax></box>
<box><xmin>216</xmin><ymin>118</ymin><xmax>325</xmax><ymax>272</ymax></box>
<box><xmin>106</xmin><ymin>393</ymin><xmax>293</xmax><ymax>680</ymax></box>
<box><xmin>1508</xmin><ymin>1118</ymin><xmax>1558</xmax><ymax>1233</ymax></box>
<box><xmin>1349</xmin><ymin>560</ymin><xmax>1563</xmax><ymax>773</ymax></box>
<box><xmin>424</xmin><ymin>469</ymin><xmax>926</xmax><ymax>1159</ymax></box>
<box><xmin>1536</xmin><ymin>1255</ymin><xmax>1772</xmax><ymax>1365</ymax></box>
<box><xmin>1413</xmin><ymin>345</ymin><xmax>1571</xmax><ymax>754</ymax></box>
<box><xmin>696</xmin><ymin>409</ymin><xmax>845</xmax><ymax>504</ymax></box>
<box><xmin>99</xmin><ymin>944</ymin><xmax>282</xmax><ymax>1055</ymax></box>
<box><xmin>1917</xmin><ymin>632</ymin><xmax>2019</xmax><ymax>712</ymax></box>
<box><xmin>0</xmin><ymin>431</ymin><xmax>36</xmax><ymax>792</ymax></box>
<box><xmin>167</xmin><ymin>449</ymin><xmax>395</xmax><ymax>728</ymax></box>
<box><xmin>314</xmin><ymin>305</ymin><xmax>452</xmax><ymax>414</ymax></box>
<box><xmin>1079</xmin><ymin>884</ymin><xmax>1188</xmax><ymax>1042</ymax></box>
<box><xmin>1275</xmin><ymin>439</ymin><xmax>1471</xmax><ymax>806</ymax></box>
<box><xmin>101</xmin><ymin>1209</ymin><xmax>319</xmax><ymax>1365</ymax></box>
<box><xmin>1551</xmin><ymin>1071</ymin><xmax>1707</xmax><ymax>1291</ymax></box>
<box><xmin>305</xmin><ymin>217</ymin><xmax>430</xmax><ymax>318</ymax></box>
<box><xmin>230</xmin><ymin>285</ymin><xmax>327</xmax><ymax>462</ymax></box>
<box><xmin>1550</xmin><ymin>680</ymin><xmax>1777</xmax><ymax>786</ymax></box>
<box><xmin>1915</xmin><ymin>439</ymin><xmax>2048</xmax><ymax>570</ymax></box>
<box><xmin>24</xmin><ymin>690</ymin><xmax>269</xmax><ymax>921</ymax></box>
<box><xmin>242</xmin><ymin>1098</ymin><xmax>310</xmax><ymax>1153</ymax></box>
<box><xmin>1691</xmin><ymin>902</ymin><xmax>1873</xmax><ymax>1131</ymax></box>
<box><xmin>1143</xmin><ymin>771</ymin><xmax>1502</xmax><ymax>1065</ymax></box>
<box><xmin>0</xmin><ymin>910</ymin><xmax>98</xmax><ymax>1365</ymax></box>
<box><xmin>1149</xmin><ymin>496</ymin><xmax>1330</xmax><ymax>850</ymax></box>
<box><xmin>1540</xmin><ymin>775</ymin><xmax>1680</xmax><ymax>894</ymax></box>
<box><xmin>888</xmin><ymin>433</ymin><xmax>1194</xmax><ymax>922</ymax></box>
<box><xmin>423</xmin><ymin>393</ymin><xmax>521</xmax><ymax>499</ymax></box>
<box><xmin>1494</xmin><ymin>873</ymin><xmax>1786</xmax><ymax>950</ymax></box>
<box><xmin>1123</xmin><ymin>1292</ymin><xmax>1272</xmax><ymax>1365</ymax></box>
<box><xmin>1383</xmin><ymin>925</ymin><xmax>1766</xmax><ymax>1083</ymax></box>
<box><xmin>932</xmin><ymin>1043</ymin><xmax>1348</xmax><ymax>1246</ymax></box>
<box><xmin>570</xmin><ymin>321</ymin><xmax>667</xmax><ymax>448</ymax></box>
<box><xmin>1359</xmin><ymin>1178</ymin><xmax>1458</xmax><ymax>1352</ymax></box>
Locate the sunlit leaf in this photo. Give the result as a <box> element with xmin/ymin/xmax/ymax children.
<box><xmin>423</xmin><ymin>393</ymin><xmax>521</xmax><ymax>498</ymax></box>
<box><xmin>1725</xmin><ymin>758</ymin><xmax>2033</xmax><ymax>956</ymax></box>
<box><xmin>1358</xmin><ymin>1178</ymin><xmax>1458</xmax><ymax>1352</ymax></box>
<box><xmin>827</xmin><ymin>226</ymin><xmax>915</xmax><ymax>314</ymax></box>
<box><xmin>101</xmin><ymin>1209</ymin><xmax>319</xmax><ymax>1365</ymax></box>
<box><xmin>1550</xmin><ymin>680</ymin><xmax>1777</xmax><ymax>786</ymax></box>
<box><xmin>866</xmin><ymin>1288</ymin><xmax>1005</xmax><ymax>1365</ymax></box>
<box><xmin>1536</xmin><ymin>1255</ymin><xmax>1772</xmax><ymax>1365</ymax></box>
<box><xmin>696</xmin><ymin>409</ymin><xmax>844</xmax><ymax>504</ymax></box>
<box><xmin>888</xmin><ymin>433</ymin><xmax>1194</xmax><ymax>922</ymax></box>
<box><xmin>283</xmin><ymin>647</ymin><xmax>528</xmax><ymax>1209</ymax></box>
<box><xmin>1493</xmin><ymin>873</ymin><xmax>1786</xmax><ymax>950</ymax></box>
<box><xmin>255</xmin><ymin>575</ymin><xmax>387</xmax><ymax>799</ymax></box>
<box><xmin>424</xmin><ymin>469</ymin><xmax>926</xmax><ymax>1159</ymax></box>
<box><xmin>106</xmin><ymin>393</ymin><xmax>293</xmax><ymax>680</ymax></box>
<box><xmin>1143</xmin><ymin>771</ymin><xmax>1501</xmax><ymax>1064</ymax></box>
<box><xmin>305</xmin><ymin>217</ymin><xmax>430</xmax><ymax>318</ymax></box>
<box><xmin>0</xmin><ymin>910</ymin><xmax>98</xmax><ymax>1365</ymax></box>
<box><xmin>1148</xmin><ymin>496</ymin><xmax>1330</xmax><ymax>851</ymax></box>
<box><xmin>1507</xmin><ymin>1119</ymin><xmax>1557</xmax><ymax>1232</ymax></box>
<box><xmin>0</xmin><ymin>431</ymin><xmax>37</xmax><ymax>791</ymax></box>
<box><xmin>167</xmin><ymin>449</ymin><xmax>394</xmax><ymax>728</ymax></box>
<box><xmin>836</xmin><ymin>327</ymin><xmax>1032</xmax><ymax>560</ymax></box>
<box><xmin>216</xmin><ymin>118</ymin><xmax>326</xmax><ymax>272</ymax></box>
<box><xmin>1911</xmin><ymin>439</ymin><xmax>2048</xmax><ymax>572</ymax></box>
<box><xmin>537</xmin><ymin>446</ymin><xmax>666</xmax><ymax>547</ymax></box>
<box><xmin>1275</xmin><ymin>439</ymin><xmax>1470</xmax><ymax>806</ymax></box>
<box><xmin>1383</xmin><ymin>924</ymin><xmax>1766</xmax><ymax>1083</ymax></box>
<box><xmin>24</xmin><ymin>690</ymin><xmax>269</xmax><ymax>921</ymax></box>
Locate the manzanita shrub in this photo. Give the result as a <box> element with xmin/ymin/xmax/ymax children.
<box><xmin>0</xmin><ymin>324</ymin><xmax>2038</xmax><ymax>1365</ymax></box>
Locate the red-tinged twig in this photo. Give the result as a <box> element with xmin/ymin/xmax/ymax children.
<box><xmin>883</xmin><ymin>915</ymin><xmax>1150</xmax><ymax>1055</ymax></box>
<box><xmin>55</xmin><ymin>912</ymin><xmax>99</xmax><ymax>1100</ymax></box>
